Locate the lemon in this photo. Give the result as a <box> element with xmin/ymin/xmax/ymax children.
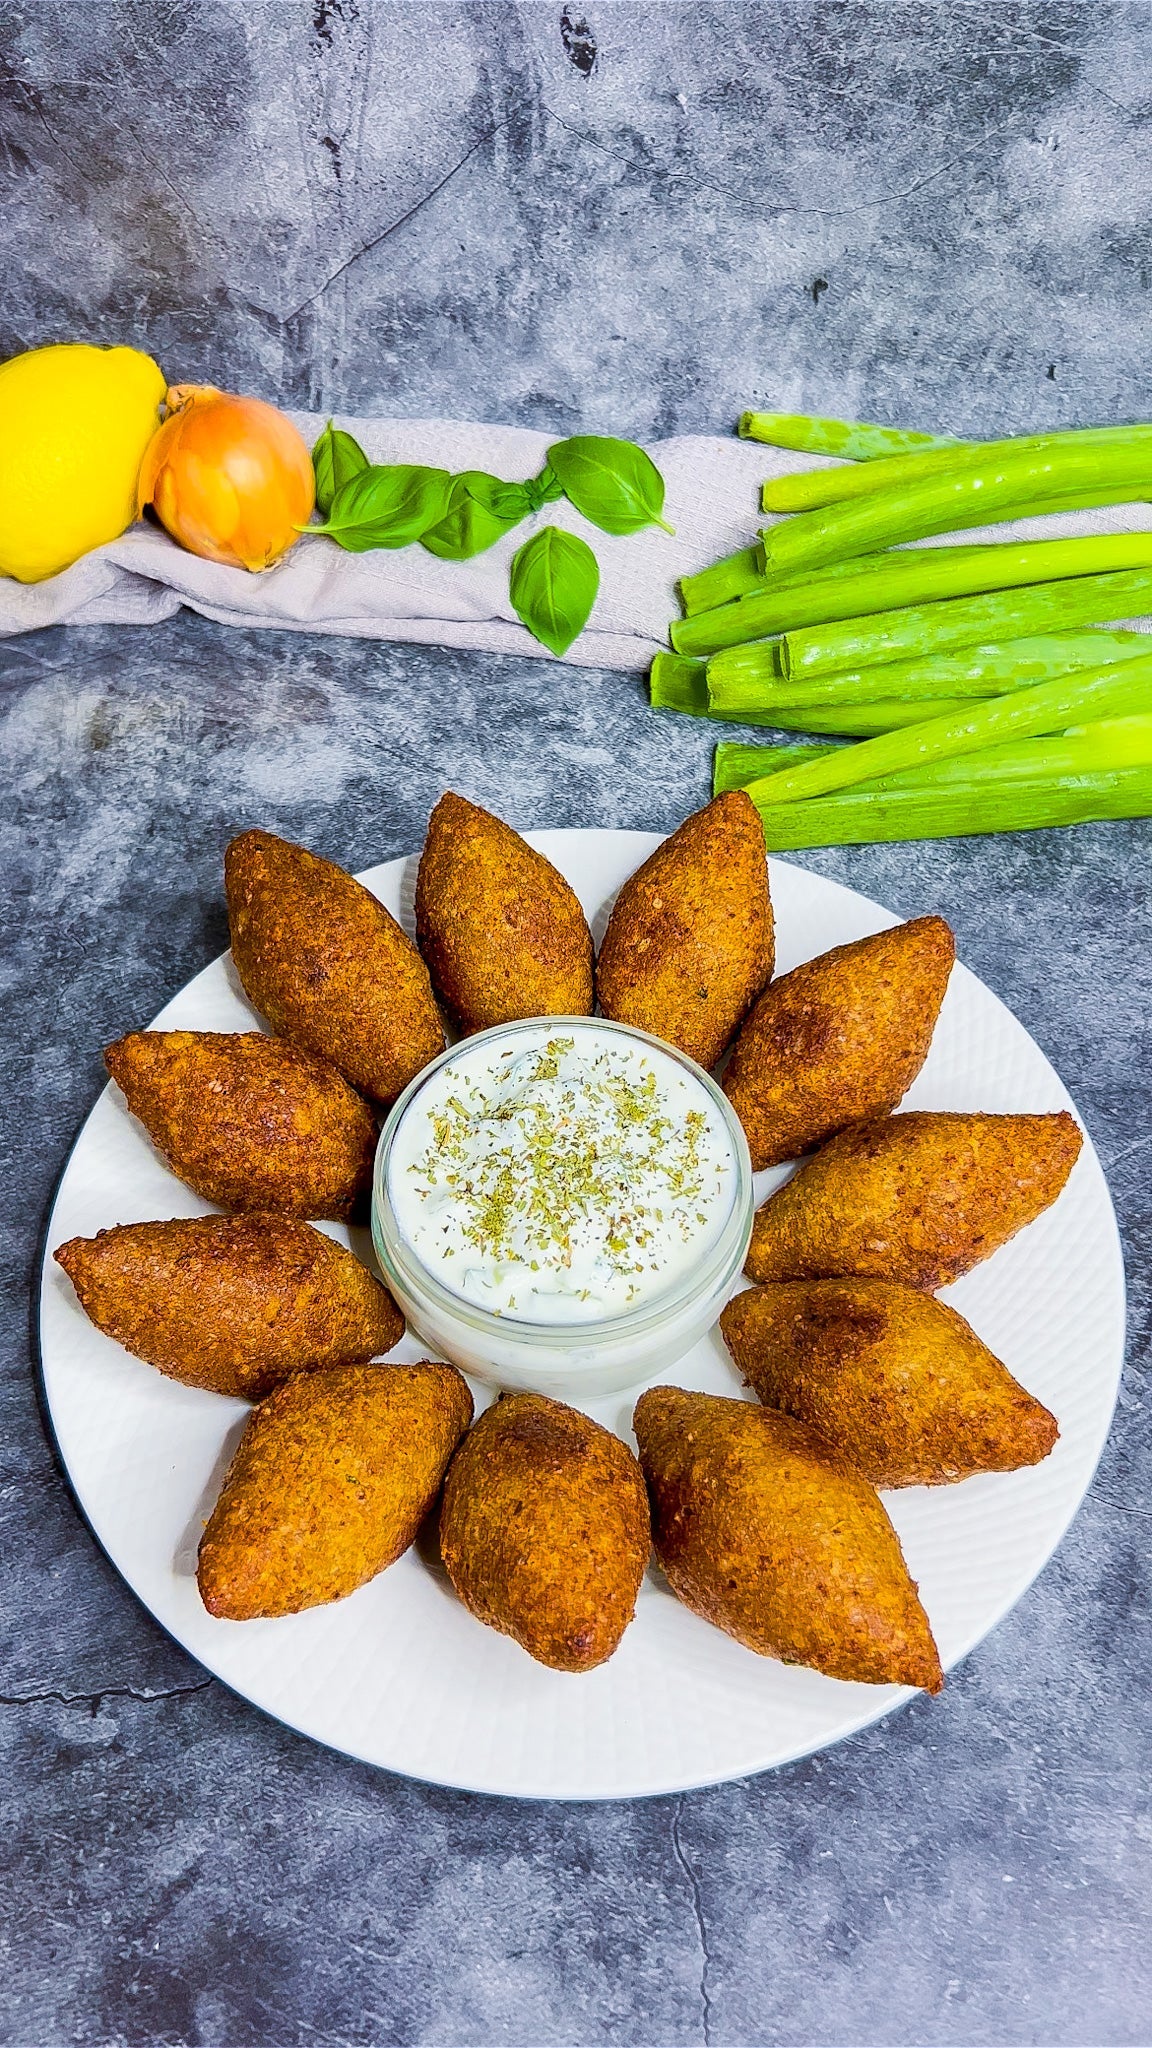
<box><xmin>0</xmin><ymin>342</ymin><xmax>166</xmax><ymax>582</ymax></box>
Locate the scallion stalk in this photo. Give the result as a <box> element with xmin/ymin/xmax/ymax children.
<box><xmin>709</xmin><ymin>626</ymin><xmax>1150</xmax><ymax>712</ymax></box>
<box><xmin>761</xmin><ymin>430</ymin><xmax>1152</xmax><ymax>574</ymax></box>
<box><xmin>680</xmin><ymin>540</ymin><xmax>1006</xmax><ymax>622</ymax></box>
<box><xmin>872</xmin><ymin>715</ymin><xmax>1152</xmax><ymax>785</ymax></box>
<box><xmin>761</xmin><ymin>424</ymin><xmax>1147</xmax><ymax>516</ymax></box>
<box><xmin>650</xmin><ymin>653</ymin><xmax>732</xmax><ymax>720</ymax></box>
<box><xmin>783</xmin><ymin>570</ymin><xmax>1152</xmax><ymax>683</ymax></box>
<box><xmin>744</xmin><ymin>653</ymin><xmax>1152</xmax><ymax>807</ymax></box>
<box><xmin>742</xmin><ymin>769</ymin><xmax>1152</xmax><ymax>847</ymax></box>
<box><xmin>739</xmin><ymin>411</ymin><xmax>961</xmax><ymax>460</ymax></box>
<box><xmin>652</xmin><ymin>650</ymin><xmax>785</xmax><ymax>724</ymax></box>
<box><xmin>722</xmin><ymin>740</ymin><xmax>830</xmax><ymax>774</ymax></box>
<box><xmin>715</xmin><ymin>739</ymin><xmax>837</xmax><ymax>790</ymax></box>
<box><xmin>680</xmin><ymin>545</ymin><xmax>886</xmax><ymax>621</ymax></box>
<box><xmin>677</xmin><ymin>546</ymin><xmax>766</xmax><ymax>616</ymax></box>
<box><xmin>764</xmin><ymin>487</ymin><xmax>1152</xmax><ymax>548</ymax></box>
<box><xmin>762</xmin><ymin>700</ymin><xmax>981</xmax><ymax>735</ymax></box>
<box><xmin>672</xmin><ymin>535</ymin><xmax>1152</xmax><ymax>659</ymax></box>
<box><xmin>716</xmin><ymin>715</ymin><xmax>1152</xmax><ymax>798</ymax></box>
<box><xmin>649</xmin><ymin>655</ymin><xmax>973</xmax><ymax>735</ymax></box>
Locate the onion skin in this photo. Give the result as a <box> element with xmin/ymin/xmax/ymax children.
<box><xmin>137</xmin><ymin>385</ymin><xmax>315</xmax><ymax>571</ymax></box>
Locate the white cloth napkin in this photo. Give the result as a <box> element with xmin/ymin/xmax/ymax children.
<box><xmin>2</xmin><ymin>414</ymin><xmax>1150</xmax><ymax>669</ymax></box>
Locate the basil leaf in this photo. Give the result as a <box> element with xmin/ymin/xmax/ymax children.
<box><xmin>509</xmin><ymin>525</ymin><xmax>599</xmax><ymax>656</ymax></box>
<box><xmin>312</xmin><ymin>421</ymin><xmax>369</xmax><ymax>518</ymax></box>
<box><xmin>312</xmin><ymin>464</ymin><xmax>454</xmax><ymax>551</ymax></box>
<box><xmin>421</xmin><ymin>471</ymin><xmax>532</xmax><ymax>560</ymax></box>
<box><xmin>546</xmin><ymin>435</ymin><xmax>673</xmax><ymax>536</ymax></box>
<box><xmin>524</xmin><ymin>463</ymin><xmax>564</xmax><ymax>513</ymax></box>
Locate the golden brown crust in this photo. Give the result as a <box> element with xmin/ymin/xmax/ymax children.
<box><xmin>632</xmin><ymin>1386</ymin><xmax>943</xmax><ymax>1693</ymax></box>
<box><xmin>54</xmin><ymin>1214</ymin><xmax>403</xmax><ymax>1399</ymax></box>
<box><xmin>723</xmin><ymin>916</ymin><xmax>955</xmax><ymax>1168</ymax></box>
<box><xmin>414</xmin><ymin>791</ymin><xmax>594</xmax><ymax>1033</ymax></box>
<box><xmin>747</xmin><ymin>1110</ymin><xmax>1083</xmax><ymax>1290</ymax></box>
<box><xmin>224</xmin><ymin>828</ymin><xmax>444</xmax><ymax>1106</ymax></box>
<box><xmin>721</xmin><ymin>1279</ymin><xmax>1058</xmax><ymax>1487</ymax></box>
<box><xmin>197</xmin><ymin>1362</ymin><xmax>473</xmax><ymax>1618</ymax></box>
<box><xmin>596</xmin><ymin>791</ymin><xmax>774</xmax><ymax>1069</ymax></box>
<box><xmin>439</xmin><ymin>1393</ymin><xmax>651</xmax><ymax>1671</ymax></box>
<box><xmin>104</xmin><ymin>1029</ymin><xmax>378</xmax><ymax>1220</ymax></box>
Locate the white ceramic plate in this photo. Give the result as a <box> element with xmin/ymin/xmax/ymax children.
<box><xmin>37</xmin><ymin>832</ymin><xmax>1125</xmax><ymax>1801</ymax></box>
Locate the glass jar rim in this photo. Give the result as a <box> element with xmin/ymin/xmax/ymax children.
<box><xmin>371</xmin><ymin>1015</ymin><xmax>754</xmax><ymax>1348</ymax></box>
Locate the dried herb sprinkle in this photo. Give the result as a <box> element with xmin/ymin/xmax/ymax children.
<box><xmin>407</xmin><ymin>1035</ymin><xmax>723</xmax><ymax>1303</ymax></box>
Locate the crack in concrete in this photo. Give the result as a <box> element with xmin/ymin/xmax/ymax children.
<box><xmin>0</xmin><ymin>1678</ymin><xmax>214</xmax><ymax>1710</ymax></box>
<box><xmin>283</xmin><ymin>121</ymin><xmax>505</xmax><ymax>321</ymax></box>
<box><xmin>281</xmin><ymin>89</ymin><xmax>1012</xmax><ymax>332</ymax></box>
<box><xmin>540</xmin><ymin>98</ymin><xmax>1014</xmax><ymax>219</ymax></box>
<box><xmin>1087</xmin><ymin>1493</ymin><xmax>1152</xmax><ymax>1519</ymax></box>
<box><xmin>671</xmin><ymin>1793</ymin><xmax>714</xmax><ymax>2046</ymax></box>
<box><xmin>1103</xmin><ymin>1133</ymin><xmax>1152</xmax><ymax>1172</ymax></box>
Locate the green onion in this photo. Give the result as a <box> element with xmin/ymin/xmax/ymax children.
<box><xmin>764</xmin><ymin>701</ymin><xmax>980</xmax><ymax>735</ymax></box>
<box><xmin>706</xmin><ymin>640</ymin><xmax>782</xmax><ymax>690</ymax></box>
<box><xmin>783</xmin><ymin>570</ymin><xmax>1152</xmax><ymax>683</ymax></box>
<box><xmin>680</xmin><ymin>547</ymin><xmax>869</xmax><ymax>622</ymax></box>
<box><xmin>739</xmin><ymin>412</ymin><xmax>961</xmax><ymax>460</ymax></box>
<box><xmin>651</xmin><ymin>651</ymin><xmax>769</xmax><ymax>724</ymax></box>
<box><xmin>649</xmin><ymin>655</ymin><xmax>973</xmax><ymax>735</ymax></box>
<box><xmin>764</xmin><ymin>484</ymin><xmax>1152</xmax><ymax>541</ymax></box>
<box><xmin>650</xmin><ymin>653</ymin><xmax>749</xmax><ymax>722</ymax></box>
<box><xmin>709</xmin><ymin>626</ymin><xmax>1150</xmax><ymax>713</ymax></box>
<box><xmin>723</xmin><ymin>740</ymin><xmax>829</xmax><ymax>774</ymax></box>
<box><xmin>714</xmin><ymin>739</ymin><xmax>837</xmax><ymax>790</ymax></box>
<box><xmin>744</xmin><ymin>653</ymin><xmax>1152</xmax><ymax>807</ymax></box>
<box><xmin>761</xmin><ymin>424</ymin><xmax>1147</xmax><ymax>516</ymax></box>
<box><xmin>716</xmin><ymin>715</ymin><xmax>1152</xmax><ymax>797</ymax></box>
<box><xmin>870</xmin><ymin>716</ymin><xmax>1152</xmax><ymax>784</ymax></box>
<box><xmin>680</xmin><ymin>540</ymin><xmax>1005</xmax><ymax>622</ymax></box>
<box><xmin>761</xmin><ymin>430</ymin><xmax>1152</xmax><ymax>575</ymax></box>
<box><xmin>672</xmin><ymin>535</ymin><xmax>1152</xmax><ymax>659</ymax></box>
<box><xmin>678</xmin><ymin>546</ymin><xmax>766</xmax><ymax>616</ymax></box>
<box><xmin>741</xmin><ymin>769</ymin><xmax>1152</xmax><ymax>847</ymax></box>
<box><xmin>678</xmin><ymin>542</ymin><xmax>908</xmax><ymax>619</ymax></box>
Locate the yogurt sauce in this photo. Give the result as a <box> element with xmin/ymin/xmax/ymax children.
<box><xmin>386</xmin><ymin>1023</ymin><xmax>738</xmax><ymax>1323</ymax></box>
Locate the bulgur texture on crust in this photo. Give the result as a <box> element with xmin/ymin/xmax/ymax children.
<box><xmin>415</xmin><ymin>791</ymin><xmax>593</xmax><ymax>1033</ymax></box>
<box><xmin>723</xmin><ymin>916</ymin><xmax>955</xmax><ymax>1168</ymax></box>
<box><xmin>198</xmin><ymin>1362</ymin><xmax>473</xmax><ymax>1619</ymax></box>
<box><xmin>105</xmin><ymin>1029</ymin><xmax>378</xmax><ymax>1220</ymax></box>
<box><xmin>747</xmin><ymin>1109</ymin><xmax>1082</xmax><ymax>1289</ymax></box>
<box><xmin>54</xmin><ymin>1213</ymin><xmax>403</xmax><ymax>1399</ymax></box>
<box><xmin>439</xmin><ymin>1393</ymin><xmax>651</xmax><ymax>1672</ymax></box>
<box><xmin>633</xmin><ymin>1385</ymin><xmax>943</xmax><ymax>1693</ymax></box>
<box><xmin>596</xmin><ymin>791</ymin><xmax>774</xmax><ymax>1070</ymax></box>
<box><xmin>721</xmin><ymin>1278</ymin><xmax>1058</xmax><ymax>1487</ymax></box>
<box><xmin>225</xmin><ymin>828</ymin><xmax>444</xmax><ymax>1107</ymax></box>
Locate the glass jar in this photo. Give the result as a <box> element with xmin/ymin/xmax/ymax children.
<box><xmin>371</xmin><ymin>1016</ymin><xmax>754</xmax><ymax>1399</ymax></box>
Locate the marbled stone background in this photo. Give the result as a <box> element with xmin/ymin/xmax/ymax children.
<box><xmin>2</xmin><ymin>4</ymin><xmax>1150</xmax><ymax>2044</ymax></box>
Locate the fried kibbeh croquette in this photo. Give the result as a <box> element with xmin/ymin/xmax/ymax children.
<box><xmin>596</xmin><ymin>791</ymin><xmax>774</xmax><ymax>1070</ymax></box>
<box><xmin>54</xmin><ymin>1214</ymin><xmax>402</xmax><ymax>1399</ymax></box>
<box><xmin>633</xmin><ymin>1386</ymin><xmax>943</xmax><ymax>1693</ymax></box>
<box><xmin>225</xmin><ymin>828</ymin><xmax>444</xmax><ymax>1107</ymax></box>
<box><xmin>197</xmin><ymin>1361</ymin><xmax>473</xmax><ymax>1619</ymax></box>
<box><xmin>723</xmin><ymin>916</ymin><xmax>955</xmax><ymax>1169</ymax></box>
<box><xmin>415</xmin><ymin>791</ymin><xmax>594</xmax><ymax>1033</ymax></box>
<box><xmin>721</xmin><ymin>1280</ymin><xmax>1058</xmax><ymax>1488</ymax></box>
<box><xmin>439</xmin><ymin>1393</ymin><xmax>651</xmax><ymax>1672</ymax></box>
<box><xmin>746</xmin><ymin>1110</ymin><xmax>1082</xmax><ymax>1291</ymax></box>
<box><xmin>104</xmin><ymin>1029</ymin><xmax>378</xmax><ymax>1221</ymax></box>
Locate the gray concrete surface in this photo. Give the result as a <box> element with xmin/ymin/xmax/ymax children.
<box><xmin>1</xmin><ymin>4</ymin><xmax>1150</xmax><ymax>2043</ymax></box>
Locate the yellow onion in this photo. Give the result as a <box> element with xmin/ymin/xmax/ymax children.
<box><xmin>137</xmin><ymin>384</ymin><xmax>315</xmax><ymax>571</ymax></box>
